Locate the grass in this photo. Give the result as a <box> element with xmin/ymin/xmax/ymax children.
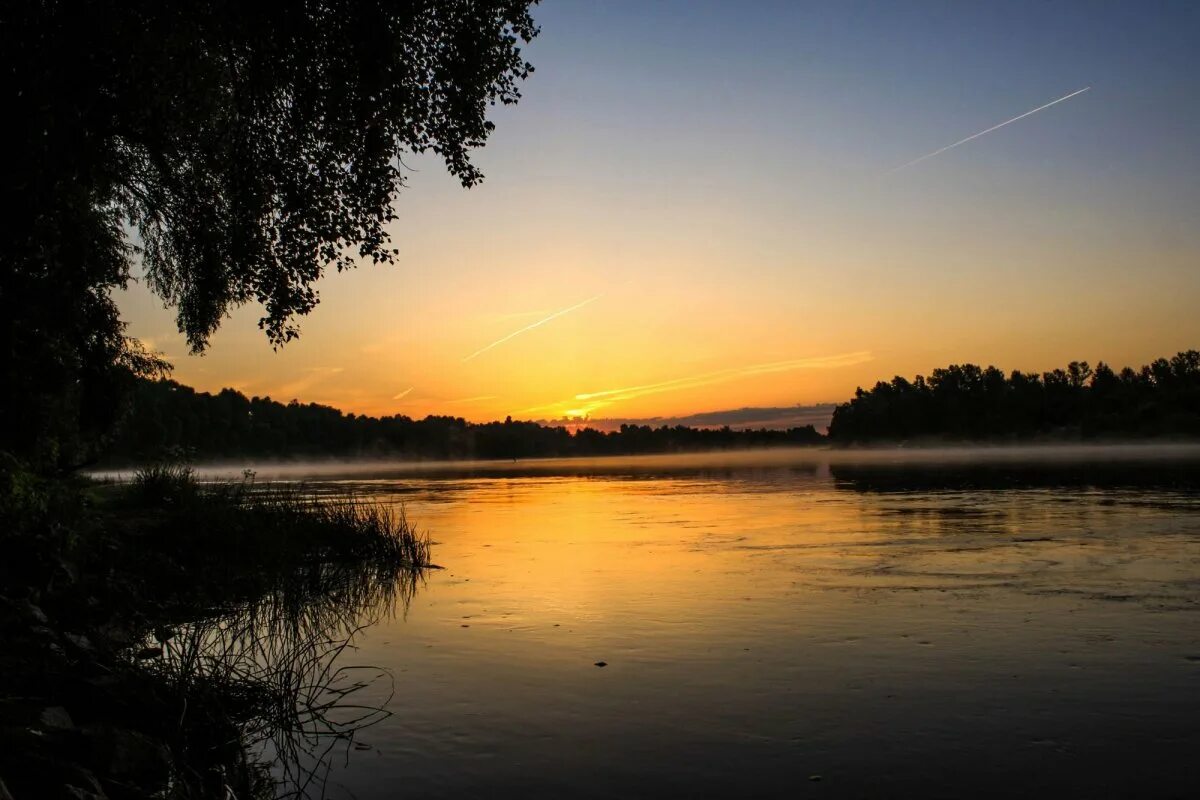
<box><xmin>69</xmin><ymin>462</ymin><xmax>431</xmax><ymax>797</ymax></box>
<box><xmin>143</xmin><ymin>557</ymin><xmax>417</xmax><ymax>798</ymax></box>
<box><xmin>1</xmin><ymin>456</ymin><xmax>431</xmax><ymax>799</ymax></box>
<box><xmin>129</xmin><ymin>460</ymin><xmax>200</xmax><ymax>505</ymax></box>
<box><xmin>122</xmin><ymin>461</ymin><xmax>431</xmax><ymax>796</ymax></box>
<box><xmin>127</xmin><ymin>463</ymin><xmax>431</xmax><ymax>571</ymax></box>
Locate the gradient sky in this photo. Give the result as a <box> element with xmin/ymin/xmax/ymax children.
<box><xmin>119</xmin><ymin>0</ymin><xmax>1200</xmax><ymax>422</ymax></box>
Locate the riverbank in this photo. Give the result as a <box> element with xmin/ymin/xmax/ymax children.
<box><xmin>0</xmin><ymin>460</ymin><xmax>429</xmax><ymax>799</ymax></box>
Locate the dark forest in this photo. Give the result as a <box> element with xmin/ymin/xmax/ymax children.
<box><xmin>828</xmin><ymin>351</ymin><xmax>1200</xmax><ymax>443</ymax></box>
<box><xmin>105</xmin><ymin>378</ymin><xmax>826</xmax><ymax>463</ymax></box>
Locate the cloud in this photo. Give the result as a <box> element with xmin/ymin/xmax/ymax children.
<box><xmin>525</xmin><ymin>351</ymin><xmax>873</xmax><ymax>416</ymax></box>
<box><xmin>572</xmin><ymin>352</ymin><xmax>872</xmax><ymax>402</ymax></box>
<box><xmin>276</xmin><ymin>367</ymin><xmax>344</xmax><ymax>400</ymax></box>
<box><xmin>539</xmin><ymin>404</ymin><xmax>839</xmax><ymax>432</ymax></box>
<box><xmin>391</xmin><ymin>387</ymin><xmax>414</xmax><ymax>401</ymax></box>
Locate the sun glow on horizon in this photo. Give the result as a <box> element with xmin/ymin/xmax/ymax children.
<box><xmin>515</xmin><ymin>352</ymin><xmax>876</xmax><ymax>420</ymax></box>
<box><xmin>114</xmin><ymin>4</ymin><xmax>1200</xmax><ymax>424</ymax></box>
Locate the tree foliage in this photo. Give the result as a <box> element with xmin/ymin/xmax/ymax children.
<box><xmin>3</xmin><ymin>1</ymin><xmax>539</xmax><ymax>467</ymax></box>
<box><xmin>106</xmin><ymin>379</ymin><xmax>826</xmax><ymax>463</ymax></box>
<box><xmin>828</xmin><ymin>351</ymin><xmax>1200</xmax><ymax>443</ymax></box>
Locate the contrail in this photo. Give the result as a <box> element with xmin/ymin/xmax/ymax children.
<box><xmin>462</xmin><ymin>294</ymin><xmax>602</xmax><ymax>362</ymax></box>
<box><xmin>888</xmin><ymin>86</ymin><xmax>1090</xmax><ymax>173</ymax></box>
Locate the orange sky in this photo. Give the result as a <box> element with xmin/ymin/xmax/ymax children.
<box><xmin>118</xmin><ymin>4</ymin><xmax>1200</xmax><ymax>424</ymax></box>
<box><xmin>118</xmin><ymin>212</ymin><xmax>1200</xmax><ymax>423</ymax></box>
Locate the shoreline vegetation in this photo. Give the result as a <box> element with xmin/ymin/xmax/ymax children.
<box><xmin>104</xmin><ymin>378</ymin><xmax>826</xmax><ymax>464</ymax></box>
<box><xmin>0</xmin><ymin>460</ymin><xmax>429</xmax><ymax>799</ymax></box>
<box><xmin>829</xmin><ymin>351</ymin><xmax>1200</xmax><ymax>444</ymax></box>
<box><xmin>104</xmin><ymin>350</ymin><xmax>1200</xmax><ymax>468</ymax></box>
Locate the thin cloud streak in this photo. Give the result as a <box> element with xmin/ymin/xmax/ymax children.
<box><xmin>277</xmin><ymin>367</ymin><xmax>345</xmax><ymax>399</ymax></box>
<box><xmin>525</xmin><ymin>351</ymin><xmax>874</xmax><ymax>415</ymax></box>
<box><xmin>888</xmin><ymin>86</ymin><xmax>1090</xmax><ymax>173</ymax></box>
<box><xmin>391</xmin><ymin>387</ymin><xmax>413</xmax><ymax>401</ymax></box>
<box><xmin>574</xmin><ymin>352</ymin><xmax>874</xmax><ymax>402</ymax></box>
<box><xmin>462</xmin><ymin>294</ymin><xmax>603</xmax><ymax>362</ymax></box>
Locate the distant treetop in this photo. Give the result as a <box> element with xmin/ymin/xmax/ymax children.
<box><xmin>828</xmin><ymin>351</ymin><xmax>1200</xmax><ymax>443</ymax></box>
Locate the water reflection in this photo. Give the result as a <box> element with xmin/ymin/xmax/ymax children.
<box><xmin>220</xmin><ymin>448</ymin><xmax>1199</xmax><ymax>798</ymax></box>
<box><xmin>831</xmin><ymin>459</ymin><xmax>1200</xmax><ymax>493</ymax></box>
<box><xmin>151</xmin><ymin>560</ymin><xmax>423</xmax><ymax>798</ymax></box>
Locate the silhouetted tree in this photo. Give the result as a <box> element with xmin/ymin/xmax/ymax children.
<box><xmin>3</xmin><ymin>1</ymin><xmax>538</xmax><ymax>468</ymax></box>
<box><xmin>104</xmin><ymin>378</ymin><xmax>827</xmax><ymax>463</ymax></box>
<box><xmin>828</xmin><ymin>351</ymin><xmax>1200</xmax><ymax>443</ymax></box>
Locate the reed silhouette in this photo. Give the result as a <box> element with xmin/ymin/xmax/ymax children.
<box><xmin>0</xmin><ymin>463</ymin><xmax>429</xmax><ymax>799</ymax></box>
<box><xmin>145</xmin><ymin>550</ymin><xmax>422</xmax><ymax>798</ymax></box>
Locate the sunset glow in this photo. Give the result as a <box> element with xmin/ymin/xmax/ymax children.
<box><xmin>117</xmin><ymin>4</ymin><xmax>1200</xmax><ymax>424</ymax></box>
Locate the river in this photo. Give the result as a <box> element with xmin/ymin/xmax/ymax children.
<box><xmin>207</xmin><ymin>446</ymin><xmax>1200</xmax><ymax>798</ymax></box>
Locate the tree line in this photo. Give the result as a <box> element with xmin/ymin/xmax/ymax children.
<box><xmin>4</xmin><ymin>1</ymin><xmax>539</xmax><ymax>472</ymax></box>
<box><xmin>104</xmin><ymin>378</ymin><xmax>826</xmax><ymax>463</ymax></box>
<box><xmin>109</xmin><ymin>349</ymin><xmax>1200</xmax><ymax>462</ymax></box>
<box><xmin>828</xmin><ymin>351</ymin><xmax>1200</xmax><ymax>443</ymax></box>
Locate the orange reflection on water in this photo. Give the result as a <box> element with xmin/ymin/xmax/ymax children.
<box><xmin>244</xmin><ymin>448</ymin><xmax>1200</xmax><ymax>798</ymax></box>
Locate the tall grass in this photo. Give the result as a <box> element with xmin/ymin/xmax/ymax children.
<box><xmin>145</xmin><ymin>558</ymin><xmax>417</xmax><ymax>799</ymax></box>
<box><xmin>127</xmin><ymin>464</ymin><xmax>431</xmax><ymax>570</ymax></box>
<box><xmin>123</xmin><ymin>462</ymin><xmax>430</xmax><ymax>798</ymax></box>
<box><xmin>228</xmin><ymin>486</ymin><xmax>431</xmax><ymax>568</ymax></box>
<box><xmin>130</xmin><ymin>460</ymin><xmax>199</xmax><ymax>504</ymax></box>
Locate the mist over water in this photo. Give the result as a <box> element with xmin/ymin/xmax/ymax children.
<box><xmin>94</xmin><ymin>442</ymin><xmax>1200</xmax><ymax>483</ymax></box>
<box><xmin>177</xmin><ymin>446</ymin><xmax>1200</xmax><ymax>798</ymax></box>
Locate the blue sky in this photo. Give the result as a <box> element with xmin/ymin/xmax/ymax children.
<box><xmin>121</xmin><ymin>1</ymin><xmax>1200</xmax><ymax>420</ymax></box>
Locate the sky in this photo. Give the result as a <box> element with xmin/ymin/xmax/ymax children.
<box><xmin>119</xmin><ymin>0</ymin><xmax>1200</xmax><ymax>424</ymax></box>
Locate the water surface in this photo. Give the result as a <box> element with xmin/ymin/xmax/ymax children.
<box><xmin>248</xmin><ymin>448</ymin><xmax>1200</xmax><ymax>797</ymax></box>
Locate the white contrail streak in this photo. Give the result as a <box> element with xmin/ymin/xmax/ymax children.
<box><xmin>462</xmin><ymin>294</ymin><xmax>602</xmax><ymax>362</ymax></box>
<box><xmin>888</xmin><ymin>86</ymin><xmax>1090</xmax><ymax>173</ymax></box>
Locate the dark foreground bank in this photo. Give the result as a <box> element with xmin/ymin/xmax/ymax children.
<box><xmin>0</xmin><ymin>459</ymin><xmax>429</xmax><ymax>799</ymax></box>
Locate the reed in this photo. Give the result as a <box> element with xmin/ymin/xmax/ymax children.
<box><xmin>142</xmin><ymin>557</ymin><xmax>416</xmax><ymax>798</ymax></box>
<box><xmin>122</xmin><ymin>464</ymin><xmax>428</xmax><ymax>797</ymax></box>
<box><xmin>126</xmin><ymin>464</ymin><xmax>431</xmax><ymax>571</ymax></box>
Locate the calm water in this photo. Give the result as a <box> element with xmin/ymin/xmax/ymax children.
<box><xmin>234</xmin><ymin>447</ymin><xmax>1200</xmax><ymax>798</ymax></box>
